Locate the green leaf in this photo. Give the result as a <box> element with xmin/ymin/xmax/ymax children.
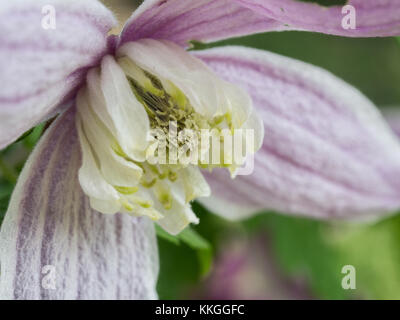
<box><xmin>155</xmin><ymin>224</ymin><xmax>211</xmax><ymax>250</ymax></box>
<box><xmin>14</xmin><ymin>127</ymin><xmax>35</xmax><ymax>143</ymax></box>
<box><xmin>242</xmin><ymin>211</ymin><xmax>400</xmax><ymax>299</ymax></box>
<box><xmin>188</xmin><ymin>40</ymin><xmax>210</xmax><ymax>51</ymax></box>
<box><xmin>333</xmin><ymin>214</ymin><xmax>400</xmax><ymax>299</ymax></box>
<box><xmin>0</xmin><ymin>156</ymin><xmax>18</xmax><ymax>184</ymax></box>
<box><xmin>0</xmin><ymin>180</ymin><xmax>12</xmax><ymax>226</ymax></box>
<box><xmin>155</xmin><ymin>224</ymin><xmax>180</xmax><ymax>245</ymax></box>
<box><xmin>0</xmin><ymin>181</ymin><xmax>13</xmax><ymax>199</ymax></box>
<box><xmin>156</xmin><ymin>226</ymin><xmax>214</xmax><ymax>299</ymax></box>
<box><xmin>0</xmin><ymin>196</ymin><xmax>10</xmax><ymax>225</ymax></box>
<box><xmin>157</xmin><ymin>237</ymin><xmax>201</xmax><ymax>299</ymax></box>
<box><xmin>178</xmin><ymin>227</ymin><xmax>211</xmax><ymax>250</ymax></box>
<box><xmin>6</xmin><ymin>122</ymin><xmax>45</xmax><ymax>150</ymax></box>
<box><xmin>179</xmin><ymin>227</ymin><xmax>213</xmax><ymax>276</ymax></box>
<box><xmin>196</xmin><ymin>248</ymin><xmax>213</xmax><ymax>277</ymax></box>
<box><xmin>155</xmin><ymin>224</ymin><xmax>213</xmax><ymax>277</ymax></box>
<box><xmin>243</xmin><ymin>213</ymin><xmax>353</xmax><ymax>299</ymax></box>
<box><xmin>23</xmin><ymin>123</ymin><xmax>45</xmax><ymax>149</ymax></box>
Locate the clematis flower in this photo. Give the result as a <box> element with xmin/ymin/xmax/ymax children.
<box><xmin>1</xmin><ymin>0</ymin><xmax>400</xmax><ymax>300</ymax></box>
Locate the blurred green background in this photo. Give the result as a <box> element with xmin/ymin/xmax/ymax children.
<box><xmin>1</xmin><ymin>0</ymin><xmax>400</xmax><ymax>300</ymax></box>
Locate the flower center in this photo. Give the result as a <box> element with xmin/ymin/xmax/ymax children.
<box><xmin>75</xmin><ymin>39</ymin><xmax>263</xmax><ymax>235</ymax></box>
<box><xmin>119</xmin><ymin>57</ymin><xmax>209</xmax><ymax>160</ymax></box>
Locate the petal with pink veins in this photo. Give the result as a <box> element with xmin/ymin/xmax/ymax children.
<box><xmin>119</xmin><ymin>0</ymin><xmax>285</xmax><ymax>48</ymax></box>
<box><xmin>194</xmin><ymin>46</ymin><xmax>400</xmax><ymax>221</ymax></box>
<box><xmin>0</xmin><ymin>0</ymin><xmax>116</xmax><ymax>150</ymax></box>
<box><xmin>0</xmin><ymin>108</ymin><xmax>159</xmax><ymax>300</ymax></box>
<box><xmin>237</xmin><ymin>0</ymin><xmax>400</xmax><ymax>37</ymax></box>
<box><xmin>120</xmin><ymin>0</ymin><xmax>400</xmax><ymax>49</ymax></box>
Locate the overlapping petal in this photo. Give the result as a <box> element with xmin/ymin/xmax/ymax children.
<box><xmin>237</xmin><ymin>0</ymin><xmax>400</xmax><ymax>37</ymax></box>
<box><xmin>195</xmin><ymin>46</ymin><xmax>400</xmax><ymax>221</ymax></box>
<box><xmin>120</xmin><ymin>0</ymin><xmax>400</xmax><ymax>49</ymax></box>
<box><xmin>0</xmin><ymin>0</ymin><xmax>116</xmax><ymax>150</ymax></box>
<box><xmin>0</xmin><ymin>109</ymin><xmax>159</xmax><ymax>300</ymax></box>
<box><xmin>119</xmin><ymin>0</ymin><xmax>284</xmax><ymax>48</ymax></box>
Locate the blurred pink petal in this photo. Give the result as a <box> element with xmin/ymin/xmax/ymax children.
<box><xmin>195</xmin><ymin>46</ymin><xmax>400</xmax><ymax>220</ymax></box>
<box><xmin>0</xmin><ymin>109</ymin><xmax>159</xmax><ymax>299</ymax></box>
<box><xmin>201</xmin><ymin>237</ymin><xmax>312</xmax><ymax>300</ymax></box>
<box><xmin>0</xmin><ymin>0</ymin><xmax>116</xmax><ymax>149</ymax></box>
<box><xmin>238</xmin><ymin>0</ymin><xmax>400</xmax><ymax>37</ymax></box>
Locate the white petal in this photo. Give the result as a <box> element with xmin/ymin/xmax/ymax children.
<box><xmin>148</xmin><ymin>178</ymin><xmax>198</xmax><ymax>235</ymax></box>
<box><xmin>242</xmin><ymin>107</ymin><xmax>265</xmax><ymax>153</ymax></box>
<box><xmin>179</xmin><ymin>166</ymin><xmax>211</xmax><ymax>202</ymax></box>
<box><xmin>100</xmin><ymin>55</ymin><xmax>150</xmax><ymax>161</ymax></box>
<box><xmin>76</xmin><ymin>114</ymin><xmax>119</xmax><ymax>206</ymax></box>
<box><xmin>156</xmin><ymin>201</ymin><xmax>199</xmax><ymax>236</ymax></box>
<box><xmin>117</xmin><ymin>39</ymin><xmax>249</xmax><ymax>120</ymax></box>
<box><xmin>77</xmin><ymin>88</ymin><xmax>143</xmax><ymax>188</ymax></box>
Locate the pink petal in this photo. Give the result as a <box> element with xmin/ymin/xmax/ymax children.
<box><xmin>237</xmin><ymin>0</ymin><xmax>400</xmax><ymax>37</ymax></box>
<box><xmin>119</xmin><ymin>0</ymin><xmax>284</xmax><ymax>47</ymax></box>
<box><xmin>0</xmin><ymin>0</ymin><xmax>116</xmax><ymax>150</ymax></box>
<box><xmin>194</xmin><ymin>47</ymin><xmax>400</xmax><ymax>221</ymax></box>
<box><xmin>0</xmin><ymin>109</ymin><xmax>159</xmax><ymax>300</ymax></box>
<box><xmin>120</xmin><ymin>0</ymin><xmax>400</xmax><ymax>49</ymax></box>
